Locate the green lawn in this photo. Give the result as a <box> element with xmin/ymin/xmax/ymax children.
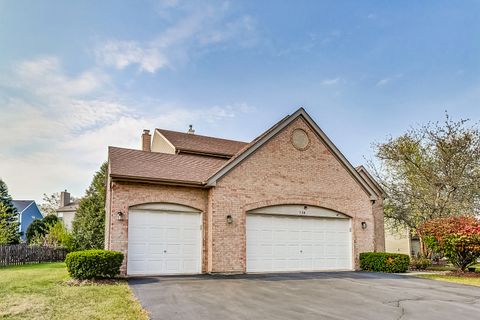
<box><xmin>417</xmin><ymin>274</ymin><xmax>480</xmax><ymax>287</ymax></box>
<box><xmin>0</xmin><ymin>263</ymin><xmax>148</xmax><ymax>320</ymax></box>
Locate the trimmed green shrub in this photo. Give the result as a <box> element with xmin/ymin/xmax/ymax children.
<box><xmin>65</xmin><ymin>249</ymin><xmax>124</xmax><ymax>279</ymax></box>
<box><xmin>360</xmin><ymin>252</ymin><xmax>410</xmax><ymax>273</ymax></box>
<box><xmin>409</xmin><ymin>256</ymin><xmax>432</xmax><ymax>270</ymax></box>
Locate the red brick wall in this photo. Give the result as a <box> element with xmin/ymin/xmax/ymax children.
<box><xmin>209</xmin><ymin>117</ymin><xmax>376</xmax><ymax>272</ymax></box>
<box><xmin>106</xmin><ymin>116</ymin><xmax>382</xmax><ymax>274</ymax></box>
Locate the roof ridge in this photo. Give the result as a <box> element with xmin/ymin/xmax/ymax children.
<box><xmin>206</xmin><ymin>107</ymin><xmax>378</xmax><ymax>200</ymax></box>
<box><xmin>156</xmin><ymin>128</ymin><xmax>247</xmax><ymax>144</ymax></box>
<box><xmin>204</xmin><ymin>113</ymin><xmax>293</xmax><ymax>181</ymax></box>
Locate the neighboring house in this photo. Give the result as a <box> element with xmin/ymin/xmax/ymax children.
<box><xmin>12</xmin><ymin>200</ymin><xmax>43</xmax><ymax>241</ymax></box>
<box><xmin>385</xmin><ymin>223</ymin><xmax>421</xmax><ymax>257</ymax></box>
<box><xmin>56</xmin><ymin>190</ymin><xmax>79</xmax><ymax>231</ymax></box>
<box><xmin>105</xmin><ymin>108</ymin><xmax>386</xmax><ymax>276</ymax></box>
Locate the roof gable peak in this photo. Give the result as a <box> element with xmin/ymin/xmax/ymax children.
<box><xmin>207</xmin><ymin>107</ymin><xmax>378</xmax><ymax>200</ymax></box>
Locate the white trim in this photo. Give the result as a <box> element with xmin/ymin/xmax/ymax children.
<box><xmin>129</xmin><ymin>202</ymin><xmax>201</xmax><ymax>213</ymax></box>
<box><xmin>248</xmin><ymin>204</ymin><xmax>350</xmax><ymax>219</ymax></box>
<box><xmin>18</xmin><ymin>201</ymin><xmax>35</xmax><ymax>214</ymax></box>
<box><xmin>207</xmin><ymin>108</ymin><xmax>378</xmax><ymax>200</ymax></box>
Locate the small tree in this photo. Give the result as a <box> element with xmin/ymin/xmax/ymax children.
<box><xmin>419</xmin><ymin>216</ymin><xmax>480</xmax><ymax>271</ymax></box>
<box><xmin>25</xmin><ymin>215</ymin><xmax>60</xmax><ymax>244</ymax></box>
<box><xmin>0</xmin><ymin>179</ymin><xmax>20</xmax><ymax>244</ymax></box>
<box><xmin>72</xmin><ymin>163</ymin><xmax>107</xmax><ymax>250</ymax></box>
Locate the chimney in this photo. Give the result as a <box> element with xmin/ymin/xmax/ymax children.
<box><xmin>187</xmin><ymin>125</ymin><xmax>195</xmax><ymax>134</ymax></box>
<box><xmin>60</xmin><ymin>190</ymin><xmax>70</xmax><ymax>207</ymax></box>
<box><xmin>142</xmin><ymin>129</ymin><xmax>151</xmax><ymax>151</ymax></box>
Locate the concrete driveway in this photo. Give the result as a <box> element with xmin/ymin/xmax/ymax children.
<box><xmin>128</xmin><ymin>272</ymin><xmax>480</xmax><ymax>320</ymax></box>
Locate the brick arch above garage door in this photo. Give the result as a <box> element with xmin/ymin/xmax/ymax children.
<box><xmin>243</xmin><ymin>199</ymin><xmax>354</xmax><ymax>219</ymax></box>
<box><xmin>129</xmin><ymin>202</ymin><xmax>203</xmax><ymax>213</ymax></box>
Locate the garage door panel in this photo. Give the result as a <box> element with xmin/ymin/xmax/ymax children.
<box><xmin>247</xmin><ymin>214</ymin><xmax>352</xmax><ymax>272</ymax></box>
<box><xmin>127</xmin><ymin>209</ymin><xmax>201</xmax><ymax>276</ymax></box>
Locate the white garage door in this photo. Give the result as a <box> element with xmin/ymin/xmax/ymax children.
<box><xmin>127</xmin><ymin>208</ymin><xmax>202</xmax><ymax>276</ymax></box>
<box><xmin>247</xmin><ymin>214</ymin><xmax>352</xmax><ymax>272</ymax></box>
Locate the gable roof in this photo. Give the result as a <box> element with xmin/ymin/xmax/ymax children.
<box><xmin>57</xmin><ymin>199</ymin><xmax>81</xmax><ymax>212</ymax></box>
<box><xmin>156</xmin><ymin>129</ymin><xmax>248</xmax><ymax>158</ymax></box>
<box><xmin>356</xmin><ymin>165</ymin><xmax>386</xmax><ymax>198</ymax></box>
<box><xmin>12</xmin><ymin>200</ymin><xmax>35</xmax><ymax>213</ymax></box>
<box><xmin>109</xmin><ymin>146</ymin><xmax>228</xmax><ymax>185</ymax></box>
<box><xmin>206</xmin><ymin>108</ymin><xmax>378</xmax><ymax>200</ymax></box>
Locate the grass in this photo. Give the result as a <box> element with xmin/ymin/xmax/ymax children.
<box><xmin>417</xmin><ymin>274</ymin><xmax>480</xmax><ymax>287</ymax></box>
<box><xmin>425</xmin><ymin>265</ymin><xmax>457</xmax><ymax>272</ymax></box>
<box><xmin>0</xmin><ymin>263</ymin><xmax>148</xmax><ymax>320</ymax></box>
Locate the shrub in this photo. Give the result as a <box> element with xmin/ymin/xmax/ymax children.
<box><xmin>360</xmin><ymin>252</ymin><xmax>410</xmax><ymax>273</ymax></box>
<box><xmin>65</xmin><ymin>250</ymin><xmax>124</xmax><ymax>279</ymax></box>
<box><xmin>419</xmin><ymin>216</ymin><xmax>480</xmax><ymax>271</ymax></box>
<box><xmin>26</xmin><ymin>214</ymin><xmax>61</xmax><ymax>244</ymax></box>
<box><xmin>409</xmin><ymin>256</ymin><xmax>432</xmax><ymax>270</ymax></box>
<box><xmin>26</xmin><ymin>219</ymin><xmax>48</xmax><ymax>243</ymax></box>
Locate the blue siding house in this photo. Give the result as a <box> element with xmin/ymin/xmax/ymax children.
<box><xmin>12</xmin><ymin>200</ymin><xmax>44</xmax><ymax>241</ymax></box>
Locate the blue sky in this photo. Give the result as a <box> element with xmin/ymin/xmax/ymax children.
<box><xmin>0</xmin><ymin>0</ymin><xmax>479</xmax><ymax>202</ymax></box>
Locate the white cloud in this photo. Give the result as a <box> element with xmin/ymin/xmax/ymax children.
<box><xmin>0</xmin><ymin>57</ymin><xmax>254</xmax><ymax>202</ymax></box>
<box><xmin>320</xmin><ymin>77</ymin><xmax>343</xmax><ymax>87</ymax></box>
<box><xmin>376</xmin><ymin>74</ymin><xmax>403</xmax><ymax>87</ymax></box>
<box><xmin>95</xmin><ymin>1</ymin><xmax>256</xmax><ymax>73</ymax></box>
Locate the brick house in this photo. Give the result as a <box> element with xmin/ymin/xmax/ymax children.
<box><xmin>105</xmin><ymin>108</ymin><xmax>385</xmax><ymax>276</ymax></box>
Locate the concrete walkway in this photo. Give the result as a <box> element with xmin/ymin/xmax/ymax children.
<box><xmin>129</xmin><ymin>272</ymin><xmax>480</xmax><ymax>320</ymax></box>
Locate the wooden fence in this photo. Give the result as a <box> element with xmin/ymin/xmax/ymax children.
<box><xmin>0</xmin><ymin>244</ymin><xmax>67</xmax><ymax>267</ymax></box>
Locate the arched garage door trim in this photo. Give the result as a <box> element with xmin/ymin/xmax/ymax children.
<box><xmin>248</xmin><ymin>204</ymin><xmax>350</xmax><ymax>219</ymax></box>
<box><xmin>129</xmin><ymin>202</ymin><xmax>202</xmax><ymax>213</ymax></box>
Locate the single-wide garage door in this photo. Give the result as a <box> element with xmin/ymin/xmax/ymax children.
<box><xmin>127</xmin><ymin>206</ymin><xmax>202</xmax><ymax>276</ymax></box>
<box><xmin>247</xmin><ymin>214</ymin><xmax>352</xmax><ymax>272</ymax></box>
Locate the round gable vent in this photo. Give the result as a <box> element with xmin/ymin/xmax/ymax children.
<box><xmin>291</xmin><ymin>128</ymin><xmax>310</xmax><ymax>150</ymax></box>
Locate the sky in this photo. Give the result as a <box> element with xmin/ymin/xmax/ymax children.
<box><xmin>0</xmin><ymin>0</ymin><xmax>479</xmax><ymax>203</ymax></box>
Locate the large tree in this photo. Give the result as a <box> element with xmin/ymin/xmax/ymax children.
<box><xmin>72</xmin><ymin>162</ymin><xmax>107</xmax><ymax>250</ymax></box>
<box><xmin>0</xmin><ymin>179</ymin><xmax>21</xmax><ymax>244</ymax></box>
<box><xmin>372</xmin><ymin>114</ymin><xmax>480</xmax><ymax>254</ymax></box>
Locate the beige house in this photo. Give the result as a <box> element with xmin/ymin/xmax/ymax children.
<box><xmin>56</xmin><ymin>190</ymin><xmax>79</xmax><ymax>231</ymax></box>
<box><xmin>105</xmin><ymin>108</ymin><xmax>386</xmax><ymax>276</ymax></box>
<box><xmin>385</xmin><ymin>222</ymin><xmax>421</xmax><ymax>256</ymax></box>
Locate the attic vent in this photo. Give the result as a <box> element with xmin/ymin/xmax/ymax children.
<box><xmin>187</xmin><ymin>125</ymin><xmax>195</xmax><ymax>134</ymax></box>
<box><xmin>291</xmin><ymin>128</ymin><xmax>310</xmax><ymax>150</ymax></box>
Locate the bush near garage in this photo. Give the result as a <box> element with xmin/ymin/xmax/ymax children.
<box><xmin>409</xmin><ymin>256</ymin><xmax>432</xmax><ymax>270</ymax></box>
<box><xmin>65</xmin><ymin>250</ymin><xmax>124</xmax><ymax>279</ymax></box>
<box><xmin>360</xmin><ymin>252</ymin><xmax>410</xmax><ymax>273</ymax></box>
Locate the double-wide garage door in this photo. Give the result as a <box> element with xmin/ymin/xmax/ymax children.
<box><xmin>127</xmin><ymin>208</ymin><xmax>202</xmax><ymax>276</ymax></box>
<box><xmin>247</xmin><ymin>214</ymin><xmax>352</xmax><ymax>272</ymax></box>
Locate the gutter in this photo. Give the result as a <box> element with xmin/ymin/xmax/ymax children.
<box><xmin>109</xmin><ymin>174</ymin><xmax>209</xmax><ymax>188</ymax></box>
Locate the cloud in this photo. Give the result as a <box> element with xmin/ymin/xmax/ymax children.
<box><xmin>376</xmin><ymin>74</ymin><xmax>403</xmax><ymax>87</ymax></box>
<box><xmin>95</xmin><ymin>1</ymin><xmax>256</xmax><ymax>73</ymax></box>
<box><xmin>320</xmin><ymin>77</ymin><xmax>343</xmax><ymax>87</ymax></box>
<box><xmin>0</xmin><ymin>57</ymin><xmax>254</xmax><ymax>202</ymax></box>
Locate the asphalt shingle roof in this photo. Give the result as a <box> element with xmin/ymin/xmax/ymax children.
<box><xmin>157</xmin><ymin>129</ymin><xmax>247</xmax><ymax>157</ymax></box>
<box><xmin>12</xmin><ymin>200</ymin><xmax>34</xmax><ymax>213</ymax></box>
<box><xmin>109</xmin><ymin>146</ymin><xmax>228</xmax><ymax>184</ymax></box>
